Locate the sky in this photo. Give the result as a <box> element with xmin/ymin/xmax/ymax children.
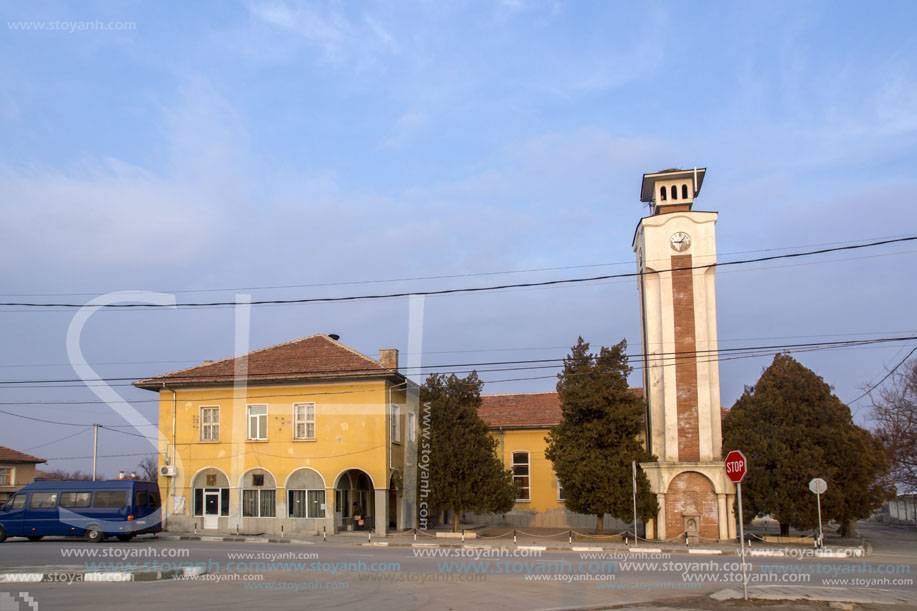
<box><xmin>1</xmin><ymin>0</ymin><xmax>916</xmax><ymax>477</ymax></box>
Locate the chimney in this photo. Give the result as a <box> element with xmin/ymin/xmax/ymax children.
<box><xmin>379</xmin><ymin>349</ymin><xmax>399</xmax><ymax>372</ymax></box>
<box><xmin>130</xmin><ymin>471</ymin><xmax>137</xmax><ymax>480</ymax></box>
<box><xmin>118</xmin><ymin>470</ymin><xmax>125</xmax><ymax>480</ymax></box>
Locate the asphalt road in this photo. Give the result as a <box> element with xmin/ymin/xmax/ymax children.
<box><xmin>0</xmin><ymin>522</ymin><xmax>914</xmax><ymax>611</ymax></box>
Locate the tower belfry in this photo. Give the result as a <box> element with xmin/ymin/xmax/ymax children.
<box><xmin>633</xmin><ymin>168</ymin><xmax>736</xmax><ymax>542</ymax></box>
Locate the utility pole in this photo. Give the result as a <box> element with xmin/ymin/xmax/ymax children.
<box><xmin>92</xmin><ymin>424</ymin><xmax>99</xmax><ymax>481</ymax></box>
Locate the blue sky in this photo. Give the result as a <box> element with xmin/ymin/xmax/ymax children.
<box><xmin>1</xmin><ymin>1</ymin><xmax>916</xmax><ymax>475</ymax></box>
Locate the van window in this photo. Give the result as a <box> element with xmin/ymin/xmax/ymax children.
<box><xmin>60</xmin><ymin>492</ymin><xmax>92</xmax><ymax>508</ymax></box>
<box><xmin>93</xmin><ymin>491</ymin><xmax>128</xmax><ymax>508</ymax></box>
<box><xmin>135</xmin><ymin>491</ymin><xmax>149</xmax><ymax>507</ymax></box>
<box><xmin>150</xmin><ymin>490</ymin><xmax>161</xmax><ymax>509</ymax></box>
<box><xmin>9</xmin><ymin>495</ymin><xmax>25</xmax><ymax>510</ymax></box>
<box><xmin>29</xmin><ymin>492</ymin><xmax>58</xmax><ymax>508</ymax></box>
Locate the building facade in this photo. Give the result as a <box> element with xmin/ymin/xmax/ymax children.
<box><xmin>135</xmin><ymin>334</ymin><xmax>417</xmax><ymax>536</ymax></box>
<box><xmin>476</xmin><ymin>391</ymin><xmax>637</xmax><ymax>531</ymax></box>
<box><xmin>0</xmin><ymin>446</ymin><xmax>46</xmax><ymax>503</ymax></box>
<box><xmin>633</xmin><ymin>168</ymin><xmax>736</xmax><ymax>542</ymax></box>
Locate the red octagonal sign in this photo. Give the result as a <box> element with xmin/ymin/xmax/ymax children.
<box><xmin>724</xmin><ymin>450</ymin><xmax>747</xmax><ymax>483</ymax></box>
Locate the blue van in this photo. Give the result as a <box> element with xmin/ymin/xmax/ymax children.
<box><xmin>0</xmin><ymin>480</ymin><xmax>161</xmax><ymax>542</ymax></box>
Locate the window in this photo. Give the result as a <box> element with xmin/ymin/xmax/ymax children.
<box><xmin>682</xmin><ymin>184</ymin><xmax>689</xmax><ymax>199</ymax></box>
<box><xmin>0</xmin><ymin>467</ymin><xmax>12</xmax><ymax>486</ymax></box>
<box><xmin>30</xmin><ymin>492</ymin><xmax>58</xmax><ymax>509</ymax></box>
<box><xmin>557</xmin><ymin>479</ymin><xmax>565</xmax><ymax>502</ymax></box>
<box><xmin>293</xmin><ymin>403</ymin><xmax>315</xmax><ymax>440</ymax></box>
<box><xmin>512</xmin><ymin>451</ymin><xmax>530</xmax><ymax>501</ymax></box>
<box><xmin>242</xmin><ymin>489</ymin><xmax>275</xmax><ymax>517</ymax></box>
<box><xmin>10</xmin><ymin>495</ymin><xmax>25</xmax><ymax>510</ymax></box>
<box><xmin>288</xmin><ymin>489</ymin><xmax>326</xmax><ymax>519</ymax></box>
<box><xmin>200</xmin><ymin>406</ymin><xmax>220</xmax><ymax>441</ymax></box>
<box><xmin>391</xmin><ymin>405</ymin><xmax>401</xmax><ymax>443</ymax></box>
<box><xmin>252</xmin><ymin>474</ymin><xmax>264</xmax><ymax>487</ymax></box>
<box><xmin>150</xmin><ymin>490</ymin><xmax>161</xmax><ymax>509</ymax></box>
<box><xmin>247</xmin><ymin>404</ymin><xmax>268</xmax><ymax>440</ymax></box>
<box><xmin>60</xmin><ymin>492</ymin><xmax>92</xmax><ymax>508</ymax></box>
<box><xmin>93</xmin><ymin>491</ymin><xmax>128</xmax><ymax>508</ymax></box>
<box><xmin>671</xmin><ymin>185</ymin><xmax>678</xmax><ymax>200</ymax></box>
<box><xmin>135</xmin><ymin>491</ymin><xmax>149</xmax><ymax>507</ymax></box>
<box><xmin>659</xmin><ymin>186</ymin><xmax>667</xmax><ymax>201</ymax></box>
<box><xmin>407</xmin><ymin>412</ymin><xmax>416</xmax><ymax>442</ymax></box>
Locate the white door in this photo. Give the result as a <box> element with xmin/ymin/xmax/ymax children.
<box><xmin>204</xmin><ymin>490</ymin><xmax>220</xmax><ymax>529</ymax></box>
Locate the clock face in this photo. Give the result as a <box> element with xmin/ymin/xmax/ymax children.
<box><xmin>670</xmin><ymin>232</ymin><xmax>691</xmax><ymax>252</ymax></box>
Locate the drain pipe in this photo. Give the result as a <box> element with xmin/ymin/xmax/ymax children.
<box><xmin>163</xmin><ymin>383</ymin><xmax>177</xmax><ymax>527</ymax></box>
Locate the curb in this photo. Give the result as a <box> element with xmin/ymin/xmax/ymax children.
<box><xmin>0</xmin><ymin>566</ymin><xmax>206</xmax><ymax>584</ymax></box>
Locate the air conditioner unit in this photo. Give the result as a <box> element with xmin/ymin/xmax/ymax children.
<box><xmin>160</xmin><ymin>465</ymin><xmax>177</xmax><ymax>477</ymax></box>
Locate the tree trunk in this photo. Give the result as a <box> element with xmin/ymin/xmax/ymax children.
<box><xmin>841</xmin><ymin>519</ymin><xmax>857</xmax><ymax>538</ymax></box>
<box><xmin>453</xmin><ymin>511</ymin><xmax>460</xmax><ymax>533</ymax></box>
<box><xmin>595</xmin><ymin>514</ymin><xmax>604</xmax><ymax>535</ymax></box>
<box><xmin>780</xmin><ymin>522</ymin><xmax>789</xmax><ymax>536</ymax></box>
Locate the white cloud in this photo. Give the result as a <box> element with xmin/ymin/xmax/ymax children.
<box><xmin>245</xmin><ymin>0</ymin><xmax>398</xmax><ymax>69</ymax></box>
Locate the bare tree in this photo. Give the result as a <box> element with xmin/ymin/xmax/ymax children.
<box><xmin>872</xmin><ymin>359</ymin><xmax>917</xmax><ymax>494</ymax></box>
<box><xmin>37</xmin><ymin>469</ymin><xmax>96</xmax><ymax>481</ymax></box>
<box><xmin>137</xmin><ymin>455</ymin><xmax>158</xmax><ymax>484</ymax></box>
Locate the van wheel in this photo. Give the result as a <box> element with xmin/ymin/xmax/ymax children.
<box><xmin>0</xmin><ymin>526</ymin><xmax>6</xmax><ymax>543</ymax></box>
<box><xmin>116</xmin><ymin>534</ymin><xmax>135</xmax><ymax>542</ymax></box>
<box><xmin>27</xmin><ymin>536</ymin><xmax>43</xmax><ymax>542</ymax></box>
<box><xmin>85</xmin><ymin>526</ymin><xmax>104</xmax><ymax>543</ymax></box>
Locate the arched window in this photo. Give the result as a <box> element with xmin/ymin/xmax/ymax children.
<box><xmin>659</xmin><ymin>186</ymin><xmax>667</xmax><ymax>201</ymax></box>
<box><xmin>671</xmin><ymin>185</ymin><xmax>678</xmax><ymax>200</ymax></box>
<box><xmin>682</xmin><ymin>184</ymin><xmax>689</xmax><ymax>199</ymax></box>
<box><xmin>241</xmin><ymin>469</ymin><xmax>276</xmax><ymax>517</ymax></box>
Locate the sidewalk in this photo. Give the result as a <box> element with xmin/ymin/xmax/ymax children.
<box><xmin>712</xmin><ymin>585</ymin><xmax>917</xmax><ymax>607</ymax></box>
<box><xmin>0</xmin><ymin>563</ymin><xmax>205</xmax><ymax>584</ymax></box>
<box><xmin>156</xmin><ymin>527</ymin><xmax>868</xmax><ymax>557</ymax></box>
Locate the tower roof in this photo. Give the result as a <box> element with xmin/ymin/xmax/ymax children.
<box><xmin>640</xmin><ymin>168</ymin><xmax>706</xmax><ymax>203</ymax></box>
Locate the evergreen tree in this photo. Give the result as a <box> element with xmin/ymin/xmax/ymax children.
<box><xmin>420</xmin><ymin>371</ymin><xmax>516</xmax><ymax>531</ymax></box>
<box><xmin>723</xmin><ymin>354</ymin><xmax>894</xmax><ymax>536</ymax></box>
<box><xmin>545</xmin><ymin>337</ymin><xmax>658</xmax><ymax>534</ymax></box>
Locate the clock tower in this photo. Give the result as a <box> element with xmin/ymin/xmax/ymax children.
<box><xmin>633</xmin><ymin>168</ymin><xmax>736</xmax><ymax>542</ymax></box>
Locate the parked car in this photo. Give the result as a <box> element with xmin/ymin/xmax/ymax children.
<box><xmin>0</xmin><ymin>479</ymin><xmax>161</xmax><ymax>542</ymax></box>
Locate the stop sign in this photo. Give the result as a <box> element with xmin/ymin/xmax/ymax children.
<box><xmin>724</xmin><ymin>450</ymin><xmax>747</xmax><ymax>483</ymax></box>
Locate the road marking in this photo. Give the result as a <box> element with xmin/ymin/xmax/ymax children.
<box><xmin>688</xmin><ymin>549</ymin><xmax>723</xmax><ymax>555</ymax></box>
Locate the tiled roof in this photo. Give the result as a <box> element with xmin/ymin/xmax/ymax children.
<box><xmin>134</xmin><ymin>334</ymin><xmax>399</xmax><ymax>390</ymax></box>
<box><xmin>0</xmin><ymin>446</ymin><xmax>45</xmax><ymax>464</ymax></box>
<box><xmin>479</xmin><ymin>388</ymin><xmax>644</xmax><ymax>428</ymax></box>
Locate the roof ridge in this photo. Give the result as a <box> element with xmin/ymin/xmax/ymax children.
<box><xmin>481</xmin><ymin>391</ymin><xmax>558</xmax><ymax>398</ymax></box>
<box><xmin>321</xmin><ymin>335</ymin><xmax>389</xmax><ymax>369</ymax></box>
<box><xmin>135</xmin><ymin>334</ymin><xmax>388</xmax><ymax>386</ymax></box>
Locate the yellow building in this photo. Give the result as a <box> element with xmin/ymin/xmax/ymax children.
<box><xmin>134</xmin><ymin>334</ymin><xmax>417</xmax><ymax>536</ymax></box>
<box><xmin>477</xmin><ymin>391</ymin><xmax>640</xmax><ymax>530</ymax></box>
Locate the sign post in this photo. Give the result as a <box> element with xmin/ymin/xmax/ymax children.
<box><xmin>724</xmin><ymin>450</ymin><xmax>749</xmax><ymax>601</ymax></box>
<box><xmin>632</xmin><ymin>460</ymin><xmax>638</xmax><ymax>547</ymax></box>
<box><xmin>809</xmin><ymin>478</ymin><xmax>828</xmax><ymax>548</ymax></box>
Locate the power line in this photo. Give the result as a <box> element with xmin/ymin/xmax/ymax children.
<box><xmin>847</xmin><ymin>344</ymin><xmax>917</xmax><ymax>405</ymax></box>
<box><xmin>0</xmin><ymin>334</ymin><xmax>912</xmax><ymax>387</ymax></box>
<box><xmin>4</xmin><ymin>234</ymin><xmax>911</xmax><ymax>299</ymax></box>
<box><xmin>1</xmin><ymin>236</ymin><xmax>914</xmax><ymax>309</ymax></box>
<box><xmin>25</xmin><ymin>427</ymin><xmax>93</xmax><ymax>451</ymax></box>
